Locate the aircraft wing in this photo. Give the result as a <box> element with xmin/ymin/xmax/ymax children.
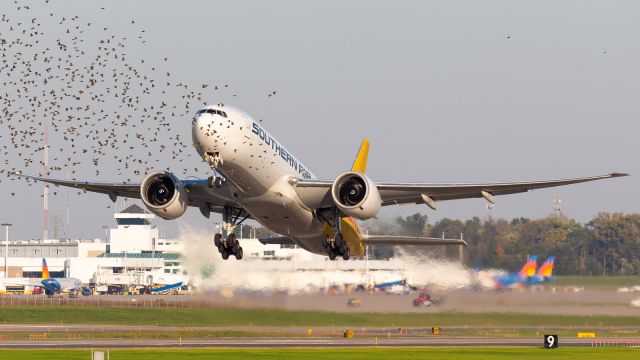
<box><xmin>294</xmin><ymin>172</ymin><xmax>628</xmax><ymax>209</ymax></box>
<box><xmin>10</xmin><ymin>173</ymin><xmax>239</xmax><ymax>218</ymax></box>
<box><xmin>3</xmin><ymin>279</ymin><xmax>43</xmax><ymax>287</ymax></box>
<box><xmin>258</xmin><ymin>236</ymin><xmax>297</xmax><ymax>245</ymax></box>
<box><xmin>362</xmin><ymin>235</ymin><xmax>467</xmax><ymax>246</ymax></box>
<box><xmin>56</xmin><ymin>278</ymin><xmax>82</xmax><ymax>291</ymax></box>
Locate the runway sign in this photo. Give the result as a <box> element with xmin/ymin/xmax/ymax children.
<box><xmin>544</xmin><ymin>334</ymin><xmax>558</xmax><ymax>349</ymax></box>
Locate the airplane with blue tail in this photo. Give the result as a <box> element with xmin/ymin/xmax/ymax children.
<box><xmin>37</xmin><ymin>258</ymin><xmax>91</xmax><ymax>297</ymax></box>
<box><xmin>491</xmin><ymin>256</ymin><xmax>538</xmax><ymax>288</ymax></box>
<box><xmin>491</xmin><ymin>256</ymin><xmax>555</xmax><ymax>289</ymax></box>
<box><xmin>523</xmin><ymin>257</ymin><xmax>555</xmax><ymax>286</ymax></box>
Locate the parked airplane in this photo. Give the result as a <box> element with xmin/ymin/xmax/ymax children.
<box><xmin>12</xmin><ymin>105</ymin><xmax>628</xmax><ymax>260</ymax></box>
<box><xmin>523</xmin><ymin>256</ymin><xmax>555</xmax><ymax>286</ymax></box>
<box><xmin>492</xmin><ymin>256</ymin><xmax>538</xmax><ymax>288</ymax></box>
<box><xmin>22</xmin><ymin>259</ymin><xmax>91</xmax><ymax>297</ymax></box>
<box><xmin>490</xmin><ymin>256</ymin><xmax>556</xmax><ymax>289</ymax></box>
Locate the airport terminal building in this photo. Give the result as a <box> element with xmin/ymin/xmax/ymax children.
<box><xmin>0</xmin><ymin>205</ymin><xmax>186</xmax><ymax>294</ymax></box>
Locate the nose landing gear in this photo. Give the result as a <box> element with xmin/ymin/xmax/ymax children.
<box><xmin>207</xmin><ymin>175</ymin><xmax>224</xmax><ymax>189</ymax></box>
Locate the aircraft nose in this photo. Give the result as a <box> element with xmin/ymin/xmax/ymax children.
<box><xmin>192</xmin><ymin>114</ymin><xmax>217</xmax><ymax>153</ymax></box>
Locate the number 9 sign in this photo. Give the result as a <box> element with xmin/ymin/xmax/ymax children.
<box><xmin>544</xmin><ymin>334</ymin><xmax>558</xmax><ymax>349</ymax></box>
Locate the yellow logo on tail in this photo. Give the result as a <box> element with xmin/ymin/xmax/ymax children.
<box><xmin>351</xmin><ymin>138</ymin><xmax>370</xmax><ymax>174</ymax></box>
<box><xmin>41</xmin><ymin>258</ymin><xmax>50</xmax><ymax>280</ymax></box>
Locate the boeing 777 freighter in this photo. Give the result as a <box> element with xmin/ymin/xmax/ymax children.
<box><xmin>13</xmin><ymin>105</ymin><xmax>627</xmax><ymax>260</ymax></box>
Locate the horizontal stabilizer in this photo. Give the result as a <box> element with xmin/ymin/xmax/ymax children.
<box><xmin>258</xmin><ymin>237</ymin><xmax>297</xmax><ymax>245</ymax></box>
<box><xmin>362</xmin><ymin>235</ymin><xmax>467</xmax><ymax>247</ymax></box>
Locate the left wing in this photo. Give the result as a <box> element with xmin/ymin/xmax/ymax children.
<box><xmin>293</xmin><ymin>172</ymin><xmax>628</xmax><ymax>210</ymax></box>
<box><xmin>3</xmin><ymin>279</ymin><xmax>43</xmax><ymax>287</ymax></box>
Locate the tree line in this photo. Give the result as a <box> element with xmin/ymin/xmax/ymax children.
<box><xmin>367</xmin><ymin>212</ymin><xmax>640</xmax><ymax>276</ymax></box>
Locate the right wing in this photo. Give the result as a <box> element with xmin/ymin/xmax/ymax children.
<box><xmin>10</xmin><ymin>173</ymin><xmax>241</xmax><ymax>218</ymax></box>
<box><xmin>362</xmin><ymin>234</ymin><xmax>467</xmax><ymax>247</ymax></box>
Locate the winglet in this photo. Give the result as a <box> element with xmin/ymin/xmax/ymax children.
<box><xmin>351</xmin><ymin>138</ymin><xmax>370</xmax><ymax>174</ymax></box>
<box><xmin>42</xmin><ymin>258</ymin><xmax>50</xmax><ymax>280</ymax></box>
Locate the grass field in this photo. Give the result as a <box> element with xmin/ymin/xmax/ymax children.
<box><xmin>0</xmin><ymin>348</ymin><xmax>637</xmax><ymax>360</ymax></box>
<box><xmin>0</xmin><ymin>307</ymin><xmax>638</xmax><ymax>328</ymax></box>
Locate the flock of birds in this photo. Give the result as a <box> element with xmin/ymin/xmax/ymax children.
<box><xmin>0</xmin><ymin>1</ymin><xmax>277</xmax><ymax>200</ymax></box>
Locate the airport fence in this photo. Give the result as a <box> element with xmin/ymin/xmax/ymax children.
<box><xmin>0</xmin><ymin>295</ymin><xmax>217</xmax><ymax>308</ymax></box>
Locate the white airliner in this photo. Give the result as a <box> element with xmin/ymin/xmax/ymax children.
<box><xmin>13</xmin><ymin>105</ymin><xmax>627</xmax><ymax>260</ymax></box>
<box><xmin>10</xmin><ymin>258</ymin><xmax>90</xmax><ymax>297</ymax></box>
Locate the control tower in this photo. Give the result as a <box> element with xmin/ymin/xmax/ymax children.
<box><xmin>109</xmin><ymin>205</ymin><xmax>158</xmax><ymax>253</ymax></box>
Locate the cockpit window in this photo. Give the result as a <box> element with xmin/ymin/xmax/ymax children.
<box><xmin>196</xmin><ymin>109</ymin><xmax>227</xmax><ymax>118</ymax></box>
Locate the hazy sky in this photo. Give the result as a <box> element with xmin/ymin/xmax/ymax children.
<box><xmin>1</xmin><ymin>0</ymin><xmax>638</xmax><ymax>240</ymax></box>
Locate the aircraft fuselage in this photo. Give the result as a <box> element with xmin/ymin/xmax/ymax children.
<box><xmin>191</xmin><ymin>106</ymin><xmax>329</xmax><ymax>254</ymax></box>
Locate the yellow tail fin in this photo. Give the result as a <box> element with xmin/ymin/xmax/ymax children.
<box><xmin>351</xmin><ymin>138</ymin><xmax>370</xmax><ymax>174</ymax></box>
<box><xmin>41</xmin><ymin>258</ymin><xmax>50</xmax><ymax>280</ymax></box>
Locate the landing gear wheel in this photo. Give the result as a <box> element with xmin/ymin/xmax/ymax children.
<box><xmin>214</xmin><ymin>233</ymin><xmax>222</xmax><ymax>247</ymax></box>
<box><xmin>334</xmin><ymin>233</ymin><xmax>344</xmax><ymax>249</ymax></box>
<box><xmin>235</xmin><ymin>247</ymin><xmax>243</xmax><ymax>260</ymax></box>
<box><xmin>227</xmin><ymin>233</ymin><xmax>237</xmax><ymax>251</ymax></box>
<box><xmin>342</xmin><ymin>246</ymin><xmax>350</xmax><ymax>260</ymax></box>
<box><xmin>221</xmin><ymin>251</ymin><xmax>230</xmax><ymax>260</ymax></box>
<box><xmin>328</xmin><ymin>250</ymin><xmax>337</xmax><ymax>261</ymax></box>
<box><xmin>207</xmin><ymin>176</ymin><xmax>215</xmax><ymax>188</ymax></box>
<box><xmin>321</xmin><ymin>236</ymin><xmax>329</xmax><ymax>249</ymax></box>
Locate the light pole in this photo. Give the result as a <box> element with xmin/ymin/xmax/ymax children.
<box><xmin>102</xmin><ymin>225</ymin><xmax>110</xmax><ymax>245</ymax></box>
<box><xmin>1</xmin><ymin>223</ymin><xmax>11</xmax><ymax>279</ymax></box>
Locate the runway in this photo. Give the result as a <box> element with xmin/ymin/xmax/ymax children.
<box><xmin>0</xmin><ymin>335</ymin><xmax>636</xmax><ymax>349</ymax></box>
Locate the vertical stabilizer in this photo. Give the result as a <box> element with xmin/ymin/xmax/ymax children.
<box><xmin>41</xmin><ymin>258</ymin><xmax>50</xmax><ymax>280</ymax></box>
<box><xmin>537</xmin><ymin>256</ymin><xmax>555</xmax><ymax>278</ymax></box>
<box><xmin>351</xmin><ymin>138</ymin><xmax>370</xmax><ymax>174</ymax></box>
<box><xmin>519</xmin><ymin>256</ymin><xmax>538</xmax><ymax>277</ymax></box>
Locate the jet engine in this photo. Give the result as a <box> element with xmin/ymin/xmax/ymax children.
<box><xmin>331</xmin><ymin>171</ymin><xmax>381</xmax><ymax>220</ymax></box>
<box><xmin>140</xmin><ymin>171</ymin><xmax>188</xmax><ymax>220</ymax></box>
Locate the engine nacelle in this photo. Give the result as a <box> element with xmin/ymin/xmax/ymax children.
<box><xmin>331</xmin><ymin>171</ymin><xmax>381</xmax><ymax>220</ymax></box>
<box><xmin>140</xmin><ymin>171</ymin><xmax>188</xmax><ymax>220</ymax></box>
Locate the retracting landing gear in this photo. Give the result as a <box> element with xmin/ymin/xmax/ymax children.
<box><xmin>215</xmin><ymin>205</ymin><xmax>249</xmax><ymax>260</ymax></box>
<box><xmin>207</xmin><ymin>175</ymin><xmax>224</xmax><ymax>189</ymax></box>
<box><xmin>204</xmin><ymin>152</ymin><xmax>225</xmax><ymax>189</ymax></box>
<box><xmin>319</xmin><ymin>208</ymin><xmax>351</xmax><ymax>261</ymax></box>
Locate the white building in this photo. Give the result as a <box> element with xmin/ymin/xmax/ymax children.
<box><xmin>0</xmin><ymin>204</ymin><xmax>186</xmax><ymax>294</ymax></box>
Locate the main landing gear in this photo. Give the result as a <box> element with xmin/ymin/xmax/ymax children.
<box><xmin>319</xmin><ymin>208</ymin><xmax>350</xmax><ymax>261</ymax></box>
<box><xmin>214</xmin><ymin>232</ymin><xmax>243</xmax><ymax>260</ymax></box>
<box><xmin>215</xmin><ymin>205</ymin><xmax>249</xmax><ymax>260</ymax></box>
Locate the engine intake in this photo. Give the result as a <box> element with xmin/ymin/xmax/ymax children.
<box><xmin>331</xmin><ymin>171</ymin><xmax>381</xmax><ymax>220</ymax></box>
<box><xmin>140</xmin><ymin>171</ymin><xmax>188</xmax><ymax>220</ymax></box>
